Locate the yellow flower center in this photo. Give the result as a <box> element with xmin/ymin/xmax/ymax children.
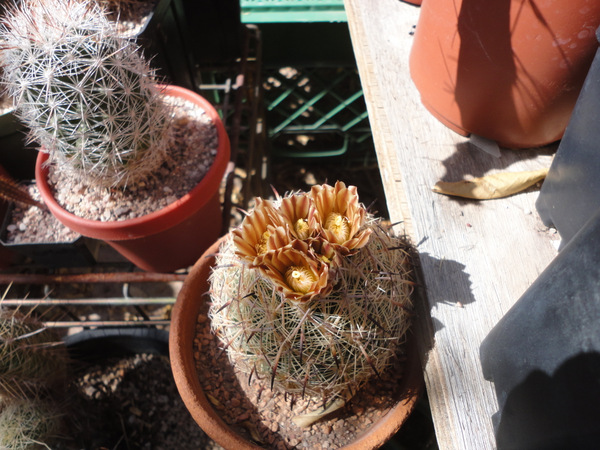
<box><xmin>285</xmin><ymin>265</ymin><xmax>316</xmax><ymax>294</ymax></box>
<box><xmin>324</xmin><ymin>212</ymin><xmax>350</xmax><ymax>243</ymax></box>
<box><xmin>255</xmin><ymin>230</ymin><xmax>271</xmax><ymax>255</ymax></box>
<box><xmin>319</xmin><ymin>254</ymin><xmax>331</xmax><ymax>265</ymax></box>
<box><xmin>294</xmin><ymin>218</ymin><xmax>310</xmax><ymax>240</ymax></box>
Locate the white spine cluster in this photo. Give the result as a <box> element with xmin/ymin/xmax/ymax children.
<box><xmin>0</xmin><ymin>0</ymin><xmax>170</xmax><ymax>187</ymax></box>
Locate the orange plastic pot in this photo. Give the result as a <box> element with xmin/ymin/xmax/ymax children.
<box><xmin>36</xmin><ymin>85</ymin><xmax>230</xmax><ymax>273</ymax></box>
<box><xmin>170</xmin><ymin>237</ymin><xmax>424</xmax><ymax>449</ymax></box>
<box><xmin>409</xmin><ymin>0</ymin><xmax>600</xmax><ymax>148</ymax></box>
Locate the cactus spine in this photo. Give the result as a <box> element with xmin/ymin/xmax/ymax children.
<box><xmin>0</xmin><ymin>307</ymin><xmax>68</xmax><ymax>449</ymax></box>
<box><xmin>0</xmin><ymin>398</ymin><xmax>62</xmax><ymax>450</ymax></box>
<box><xmin>0</xmin><ymin>309</ymin><xmax>69</xmax><ymax>401</ymax></box>
<box><xmin>0</xmin><ymin>0</ymin><xmax>170</xmax><ymax>187</ymax></box>
<box><xmin>209</xmin><ymin>182</ymin><xmax>414</xmax><ymax>405</ymax></box>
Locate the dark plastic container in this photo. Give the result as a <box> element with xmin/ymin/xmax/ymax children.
<box><xmin>480</xmin><ymin>208</ymin><xmax>600</xmax><ymax>449</ymax></box>
<box><xmin>0</xmin><ymin>202</ymin><xmax>98</xmax><ymax>267</ymax></box>
<box><xmin>182</xmin><ymin>0</ymin><xmax>242</xmax><ymax>67</ymax></box>
<box><xmin>65</xmin><ymin>327</ymin><xmax>169</xmax><ymax>362</ymax></box>
<box><xmin>536</xmin><ymin>27</ymin><xmax>600</xmax><ymax>248</ymax></box>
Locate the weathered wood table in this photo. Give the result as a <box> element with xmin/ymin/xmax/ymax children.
<box><xmin>344</xmin><ymin>1</ymin><xmax>559</xmax><ymax>448</ymax></box>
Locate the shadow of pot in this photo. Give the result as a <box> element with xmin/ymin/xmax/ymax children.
<box><xmin>169</xmin><ymin>236</ymin><xmax>424</xmax><ymax>449</ymax></box>
<box><xmin>0</xmin><ymin>108</ymin><xmax>37</xmax><ymax>181</ymax></box>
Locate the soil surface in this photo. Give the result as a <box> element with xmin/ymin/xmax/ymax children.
<box><xmin>3</xmin><ymin>184</ymin><xmax>80</xmax><ymax>244</ymax></box>
<box><xmin>55</xmin><ymin>352</ymin><xmax>220</xmax><ymax>450</ymax></box>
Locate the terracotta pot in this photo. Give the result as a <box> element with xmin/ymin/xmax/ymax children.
<box><xmin>409</xmin><ymin>0</ymin><xmax>600</xmax><ymax>148</ymax></box>
<box><xmin>36</xmin><ymin>85</ymin><xmax>230</xmax><ymax>273</ymax></box>
<box><xmin>170</xmin><ymin>237</ymin><xmax>423</xmax><ymax>449</ymax></box>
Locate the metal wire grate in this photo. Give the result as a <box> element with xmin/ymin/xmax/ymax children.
<box><xmin>0</xmin><ymin>270</ymin><xmax>183</xmax><ymax>329</ymax></box>
<box><xmin>263</xmin><ymin>66</ymin><xmax>373</xmax><ymax>158</ymax></box>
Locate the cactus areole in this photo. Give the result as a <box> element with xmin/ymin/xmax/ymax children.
<box><xmin>0</xmin><ymin>0</ymin><xmax>230</xmax><ymax>272</ymax></box>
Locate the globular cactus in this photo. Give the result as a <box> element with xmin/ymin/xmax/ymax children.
<box><xmin>0</xmin><ymin>0</ymin><xmax>170</xmax><ymax>187</ymax></box>
<box><xmin>0</xmin><ymin>398</ymin><xmax>62</xmax><ymax>449</ymax></box>
<box><xmin>0</xmin><ymin>309</ymin><xmax>69</xmax><ymax>400</ymax></box>
<box><xmin>209</xmin><ymin>181</ymin><xmax>414</xmax><ymax>406</ymax></box>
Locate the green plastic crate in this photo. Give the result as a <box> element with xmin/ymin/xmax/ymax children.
<box><xmin>264</xmin><ymin>66</ymin><xmax>374</xmax><ymax>158</ymax></box>
<box><xmin>240</xmin><ymin>0</ymin><xmax>347</xmax><ymax>23</ymax></box>
<box><xmin>241</xmin><ymin>0</ymin><xmax>373</xmax><ymax>160</ymax></box>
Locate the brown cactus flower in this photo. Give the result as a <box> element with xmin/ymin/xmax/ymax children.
<box><xmin>310</xmin><ymin>236</ymin><xmax>342</xmax><ymax>268</ymax></box>
<box><xmin>278</xmin><ymin>193</ymin><xmax>319</xmax><ymax>241</ymax></box>
<box><xmin>310</xmin><ymin>181</ymin><xmax>372</xmax><ymax>255</ymax></box>
<box><xmin>259</xmin><ymin>241</ymin><xmax>331</xmax><ymax>303</ymax></box>
<box><xmin>232</xmin><ymin>198</ymin><xmax>283</xmax><ymax>266</ymax></box>
<box><xmin>265</xmin><ymin>225</ymin><xmax>294</xmax><ymax>252</ymax></box>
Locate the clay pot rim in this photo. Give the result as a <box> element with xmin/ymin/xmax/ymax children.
<box><xmin>169</xmin><ymin>236</ymin><xmax>424</xmax><ymax>450</ymax></box>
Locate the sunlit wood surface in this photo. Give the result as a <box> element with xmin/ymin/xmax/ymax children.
<box><xmin>344</xmin><ymin>0</ymin><xmax>559</xmax><ymax>448</ymax></box>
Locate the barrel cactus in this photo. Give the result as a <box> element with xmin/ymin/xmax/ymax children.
<box><xmin>0</xmin><ymin>309</ymin><xmax>69</xmax><ymax>400</ymax></box>
<box><xmin>0</xmin><ymin>0</ymin><xmax>170</xmax><ymax>187</ymax></box>
<box><xmin>0</xmin><ymin>398</ymin><xmax>63</xmax><ymax>449</ymax></box>
<box><xmin>209</xmin><ymin>181</ymin><xmax>414</xmax><ymax>418</ymax></box>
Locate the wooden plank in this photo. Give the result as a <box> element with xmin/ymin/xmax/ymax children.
<box><xmin>344</xmin><ymin>1</ymin><xmax>559</xmax><ymax>449</ymax></box>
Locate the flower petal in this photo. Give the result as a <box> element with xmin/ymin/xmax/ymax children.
<box><xmin>310</xmin><ymin>181</ymin><xmax>371</xmax><ymax>255</ymax></box>
<box><xmin>279</xmin><ymin>193</ymin><xmax>319</xmax><ymax>241</ymax></box>
<box><xmin>232</xmin><ymin>198</ymin><xmax>283</xmax><ymax>265</ymax></box>
<box><xmin>266</xmin><ymin>226</ymin><xmax>293</xmax><ymax>252</ymax></box>
<box><xmin>259</xmin><ymin>245</ymin><xmax>331</xmax><ymax>303</ymax></box>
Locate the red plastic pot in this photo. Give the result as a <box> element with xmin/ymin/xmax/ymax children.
<box><xmin>36</xmin><ymin>85</ymin><xmax>230</xmax><ymax>273</ymax></box>
<box><xmin>170</xmin><ymin>237</ymin><xmax>423</xmax><ymax>449</ymax></box>
<box><xmin>409</xmin><ymin>0</ymin><xmax>600</xmax><ymax>148</ymax></box>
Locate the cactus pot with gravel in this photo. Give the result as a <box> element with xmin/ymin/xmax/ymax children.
<box><xmin>0</xmin><ymin>0</ymin><xmax>230</xmax><ymax>272</ymax></box>
<box><xmin>170</xmin><ymin>181</ymin><xmax>423</xmax><ymax>449</ymax></box>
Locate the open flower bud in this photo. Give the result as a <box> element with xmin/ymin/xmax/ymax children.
<box><xmin>232</xmin><ymin>198</ymin><xmax>283</xmax><ymax>266</ymax></box>
<box><xmin>310</xmin><ymin>181</ymin><xmax>372</xmax><ymax>255</ymax></box>
<box><xmin>279</xmin><ymin>193</ymin><xmax>319</xmax><ymax>241</ymax></box>
<box><xmin>259</xmin><ymin>242</ymin><xmax>331</xmax><ymax>303</ymax></box>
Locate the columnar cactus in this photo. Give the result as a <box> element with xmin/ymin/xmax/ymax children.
<box><xmin>209</xmin><ymin>182</ymin><xmax>414</xmax><ymax>407</ymax></box>
<box><xmin>0</xmin><ymin>0</ymin><xmax>170</xmax><ymax>187</ymax></box>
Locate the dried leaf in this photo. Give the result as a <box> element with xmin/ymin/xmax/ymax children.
<box><xmin>241</xmin><ymin>420</ymin><xmax>264</xmax><ymax>444</ymax></box>
<box><xmin>291</xmin><ymin>396</ymin><xmax>347</xmax><ymax>428</ymax></box>
<box><xmin>206</xmin><ymin>393</ymin><xmax>223</xmax><ymax>408</ymax></box>
<box><xmin>432</xmin><ymin>168</ymin><xmax>549</xmax><ymax>200</ymax></box>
